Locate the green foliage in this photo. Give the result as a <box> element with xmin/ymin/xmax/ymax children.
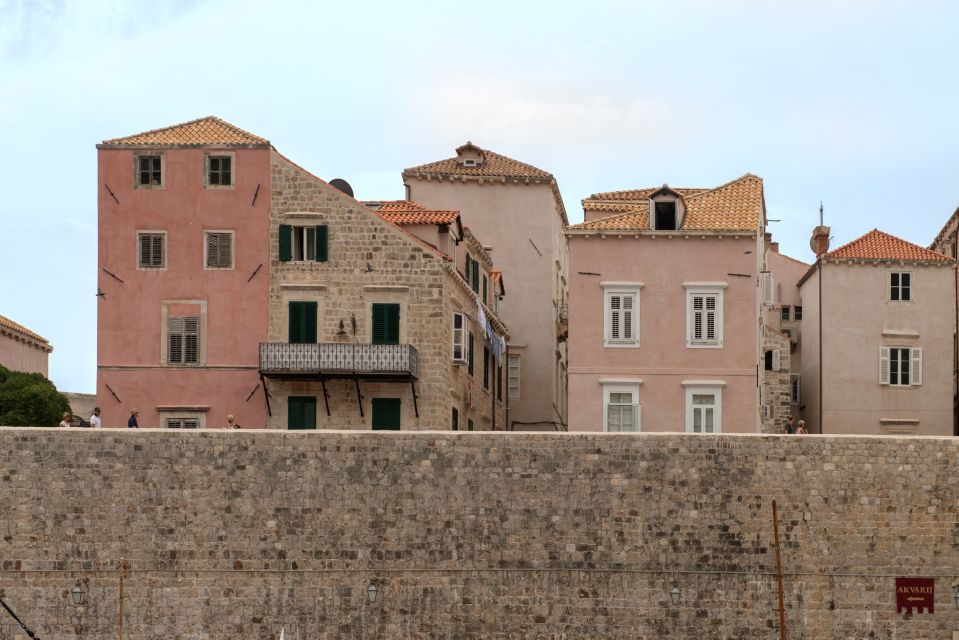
<box><xmin>0</xmin><ymin>365</ymin><xmax>71</xmax><ymax>427</ymax></box>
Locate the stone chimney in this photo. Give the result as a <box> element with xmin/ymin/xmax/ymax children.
<box><xmin>810</xmin><ymin>202</ymin><xmax>830</xmax><ymax>257</ymax></box>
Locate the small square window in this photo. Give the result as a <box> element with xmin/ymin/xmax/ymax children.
<box><xmin>780</xmin><ymin>306</ymin><xmax>790</xmax><ymax>321</ymax></box>
<box><xmin>208</xmin><ymin>155</ymin><xmax>233</xmax><ymax>187</ymax></box>
<box><xmin>137</xmin><ymin>155</ymin><xmax>162</xmax><ymax>187</ymax></box>
<box><xmin>794</xmin><ymin>306</ymin><xmax>803</xmax><ymax>321</ymax></box>
<box><xmin>137</xmin><ymin>232</ymin><xmax>166</xmax><ymax>269</ymax></box>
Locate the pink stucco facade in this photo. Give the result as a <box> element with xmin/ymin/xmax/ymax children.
<box><xmin>96</xmin><ymin>144</ymin><xmax>271</xmax><ymax>428</ymax></box>
<box><xmin>0</xmin><ymin>318</ymin><xmax>52</xmax><ymax>377</ymax></box>
<box><xmin>567</xmin><ymin>233</ymin><xmax>762</xmax><ymax>432</ymax></box>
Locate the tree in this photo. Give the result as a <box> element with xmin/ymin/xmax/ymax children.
<box><xmin>0</xmin><ymin>365</ymin><xmax>71</xmax><ymax>427</ymax></box>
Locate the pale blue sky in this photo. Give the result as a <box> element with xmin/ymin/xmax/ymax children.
<box><xmin>1</xmin><ymin>0</ymin><xmax>957</xmax><ymax>393</ymax></box>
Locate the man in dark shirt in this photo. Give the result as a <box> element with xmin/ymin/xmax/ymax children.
<box><xmin>128</xmin><ymin>409</ymin><xmax>139</xmax><ymax>428</ymax></box>
<box><xmin>783</xmin><ymin>417</ymin><xmax>796</xmax><ymax>435</ymax></box>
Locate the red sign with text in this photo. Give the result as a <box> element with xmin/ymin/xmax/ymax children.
<box><xmin>896</xmin><ymin>577</ymin><xmax>934</xmax><ymax>614</ymax></box>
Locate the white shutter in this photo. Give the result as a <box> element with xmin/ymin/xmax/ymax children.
<box><xmin>622</xmin><ymin>295</ymin><xmax>633</xmax><ymax>340</ymax></box>
<box><xmin>772</xmin><ymin>349</ymin><xmax>781</xmax><ymax>371</ymax></box>
<box><xmin>609</xmin><ymin>294</ymin><xmax>621</xmax><ymax>341</ymax></box>
<box><xmin>911</xmin><ymin>348</ymin><xmax>922</xmax><ymax>386</ymax></box>
<box><xmin>762</xmin><ymin>273</ymin><xmax>774</xmax><ymax>305</ymax></box>
<box><xmin>634</xmin><ymin>403</ymin><xmax>642</xmax><ymax>432</ymax></box>
<box><xmin>879</xmin><ymin>347</ymin><xmax>890</xmax><ymax>385</ymax></box>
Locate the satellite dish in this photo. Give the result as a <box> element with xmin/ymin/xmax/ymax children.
<box><xmin>329</xmin><ymin>178</ymin><xmax>354</xmax><ymax>197</ymax></box>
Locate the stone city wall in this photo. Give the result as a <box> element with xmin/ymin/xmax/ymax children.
<box><xmin>0</xmin><ymin>428</ymin><xmax>956</xmax><ymax>639</ymax></box>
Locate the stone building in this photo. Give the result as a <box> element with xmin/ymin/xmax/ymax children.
<box><xmin>798</xmin><ymin>229</ymin><xmax>955</xmax><ymax>435</ymax></box>
<box><xmin>0</xmin><ymin>313</ymin><xmax>52</xmax><ymax>376</ymax></box>
<box><xmin>566</xmin><ymin>175</ymin><xmax>781</xmax><ymax>433</ymax></box>
<box><xmin>403</xmin><ymin>143</ymin><xmax>568</xmax><ymax>430</ymax></box>
<box><xmin>97</xmin><ymin>117</ymin><xmax>507</xmax><ymax>430</ymax></box>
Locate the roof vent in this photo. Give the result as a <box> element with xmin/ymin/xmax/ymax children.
<box><xmin>329</xmin><ymin>178</ymin><xmax>354</xmax><ymax>198</ymax></box>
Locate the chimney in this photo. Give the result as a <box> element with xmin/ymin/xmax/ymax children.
<box><xmin>810</xmin><ymin>202</ymin><xmax>830</xmax><ymax>257</ymax></box>
<box><xmin>770</xmin><ymin>241</ymin><xmax>780</xmax><ymax>253</ymax></box>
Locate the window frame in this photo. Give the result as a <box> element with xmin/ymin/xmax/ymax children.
<box><xmin>603</xmin><ymin>283</ymin><xmax>642</xmax><ymax>348</ymax></box>
<box><xmin>685</xmin><ymin>284</ymin><xmax>726</xmax><ymax>349</ymax></box>
<box><xmin>684</xmin><ymin>384</ymin><xmax>723</xmax><ymax>433</ymax></box>
<box><xmin>507</xmin><ymin>353</ymin><xmax>521</xmax><ymax>400</ymax></box>
<box><xmin>452</xmin><ymin>312</ymin><xmax>467</xmax><ymax>364</ymax></box>
<box><xmin>204</xmin><ymin>152</ymin><xmax>235</xmax><ymax>189</ymax></box>
<box><xmin>134</xmin><ymin>154</ymin><xmax>164</xmax><ymax>189</ymax></box>
<box><xmin>167</xmin><ymin>315</ymin><xmax>200</xmax><ymax>366</ymax></box>
<box><xmin>889</xmin><ymin>271</ymin><xmax>912</xmax><ymax>303</ymax></box>
<box><xmin>204</xmin><ymin>230</ymin><xmax>235</xmax><ymax>270</ymax></box>
<box><xmin>880</xmin><ymin>346</ymin><xmax>922</xmax><ymax>387</ymax></box>
<box><xmin>136</xmin><ymin>231</ymin><xmax>167</xmax><ymax>270</ymax></box>
<box><xmin>602</xmin><ymin>383</ymin><xmax>640</xmax><ymax>433</ymax></box>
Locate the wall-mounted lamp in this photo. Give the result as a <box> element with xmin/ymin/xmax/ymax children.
<box><xmin>337</xmin><ymin>319</ymin><xmax>347</xmax><ymax>336</ymax></box>
<box><xmin>367</xmin><ymin>582</ymin><xmax>379</xmax><ymax>604</ymax></box>
<box><xmin>71</xmin><ymin>582</ymin><xmax>85</xmax><ymax>606</ymax></box>
<box><xmin>669</xmin><ymin>584</ymin><xmax>681</xmax><ymax>606</ymax></box>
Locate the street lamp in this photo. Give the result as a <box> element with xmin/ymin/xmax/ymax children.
<box><xmin>71</xmin><ymin>583</ymin><xmax>85</xmax><ymax>606</ymax></box>
<box><xmin>367</xmin><ymin>582</ymin><xmax>378</xmax><ymax>604</ymax></box>
<box><xmin>669</xmin><ymin>584</ymin><xmax>681</xmax><ymax>606</ymax></box>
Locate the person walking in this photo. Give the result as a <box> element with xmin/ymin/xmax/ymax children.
<box><xmin>796</xmin><ymin>419</ymin><xmax>808</xmax><ymax>435</ymax></box>
<box><xmin>89</xmin><ymin>407</ymin><xmax>102</xmax><ymax>428</ymax></box>
<box><xmin>59</xmin><ymin>412</ymin><xmax>72</xmax><ymax>428</ymax></box>
<box><xmin>783</xmin><ymin>417</ymin><xmax>796</xmax><ymax>435</ymax></box>
<box><xmin>226</xmin><ymin>414</ymin><xmax>241</xmax><ymax>429</ymax></box>
<box><xmin>128</xmin><ymin>409</ymin><xmax>139</xmax><ymax>428</ymax></box>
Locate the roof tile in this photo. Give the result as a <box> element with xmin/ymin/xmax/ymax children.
<box><xmin>0</xmin><ymin>314</ymin><xmax>50</xmax><ymax>346</ymax></box>
<box><xmin>403</xmin><ymin>145</ymin><xmax>552</xmax><ymax>180</ymax></box>
<box><xmin>366</xmin><ymin>200</ymin><xmax>460</xmax><ymax>226</ymax></box>
<box><xmin>826</xmin><ymin>229</ymin><xmax>952</xmax><ymax>262</ymax></box>
<box><xmin>101</xmin><ymin>116</ymin><xmax>269</xmax><ymax>147</ymax></box>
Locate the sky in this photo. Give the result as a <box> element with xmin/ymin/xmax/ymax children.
<box><xmin>1</xmin><ymin>0</ymin><xmax>957</xmax><ymax>394</ymax></box>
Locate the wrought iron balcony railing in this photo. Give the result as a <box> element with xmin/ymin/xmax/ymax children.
<box><xmin>259</xmin><ymin>342</ymin><xmax>419</xmax><ymax>378</ymax></box>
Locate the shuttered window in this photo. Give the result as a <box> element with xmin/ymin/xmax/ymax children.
<box><xmin>138</xmin><ymin>232</ymin><xmax>165</xmax><ymax>269</ymax></box>
<box><xmin>467</xmin><ymin>331</ymin><xmax>474</xmax><ymax>376</ymax></box>
<box><xmin>288</xmin><ymin>396</ymin><xmax>317</xmax><ymax>430</ymax></box>
<box><xmin>880</xmin><ymin>347</ymin><xmax>922</xmax><ymax>386</ymax></box>
<box><xmin>168</xmin><ymin>316</ymin><xmax>199</xmax><ymax>365</ymax></box>
<box><xmin>605</xmin><ymin>290</ymin><xmax>638</xmax><ymax>346</ymax></box>
<box><xmin>205</xmin><ymin>232</ymin><xmax>233</xmax><ymax>269</ymax></box>
<box><xmin>687</xmin><ymin>290</ymin><xmax>722</xmax><ymax>347</ymax></box>
<box><xmin>371</xmin><ymin>398</ymin><xmax>401</xmax><ymax>430</ymax></box>
<box><xmin>288</xmin><ymin>301</ymin><xmax>317</xmax><ymax>343</ymax></box>
<box><xmin>371</xmin><ymin>303</ymin><xmax>400</xmax><ymax>345</ymax></box>
<box><xmin>482</xmin><ymin>274</ymin><xmax>488</xmax><ymax>304</ymax></box>
<box><xmin>452</xmin><ymin>313</ymin><xmax>467</xmax><ymax>363</ymax></box>
<box><xmin>165</xmin><ymin>418</ymin><xmax>199</xmax><ymax>429</ymax></box>
<box><xmin>483</xmin><ymin>345</ymin><xmax>490</xmax><ymax>389</ymax></box>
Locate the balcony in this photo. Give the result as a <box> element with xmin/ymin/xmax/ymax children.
<box><xmin>259</xmin><ymin>342</ymin><xmax>419</xmax><ymax>380</ymax></box>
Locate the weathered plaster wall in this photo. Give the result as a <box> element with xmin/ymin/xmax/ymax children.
<box><xmin>0</xmin><ymin>429</ymin><xmax>956</xmax><ymax>640</ymax></box>
<box><xmin>0</xmin><ymin>330</ymin><xmax>50</xmax><ymax>377</ymax></box>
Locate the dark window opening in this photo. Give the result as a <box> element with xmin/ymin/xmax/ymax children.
<box><xmin>451</xmin><ymin>407</ymin><xmax>459</xmax><ymax>431</ymax></box>
<box><xmin>794</xmin><ymin>306</ymin><xmax>803</xmax><ymax>321</ymax></box>
<box><xmin>654</xmin><ymin>201</ymin><xmax>676</xmax><ymax>230</ymax></box>
<box><xmin>209</xmin><ymin>156</ymin><xmax>232</xmax><ymax>186</ymax></box>
<box><xmin>138</xmin><ymin>156</ymin><xmax>161</xmax><ymax>186</ymax></box>
<box><xmin>764</xmin><ymin>350</ymin><xmax>773</xmax><ymax>371</ymax></box>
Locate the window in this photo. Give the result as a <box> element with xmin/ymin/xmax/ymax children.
<box><xmin>764</xmin><ymin>349</ymin><xmax>781</xmax><ymax>371</ymax></box>
<box><xmin>483</xmin><ymin>345</ymin><xmax>490</xmax><ymax>390</ymax></box>
<box><xmin>890</xmin><ymin>272</ymin><xmax>911</xmax><ymax>302</ymax></box>
<box><xmin>880</xmin><ymin>347</ymin><xmax>922</xmax><ymax>386</ymax></box>
<box><xmin>653</xmin><ymin>201</ymin><xmax>676</xmax><ymax>230</ymax></box>
<box><xmin>604</xmin><ymin>289</ymin><xmax>639</xmax><ymax>347</ymax></box>
<box><xmin>482</xmin><ymin>274</ymin><xmax>488</xmax><ymax>304</ymax></box>
<box><xmin>205</xmin><ymin>231</ymin><xmax>234</xmax><ymax>269</ymax></box>
<box><xmin>497</xmin><ymin>362</ymin><xmax>503</xmax><ymax>402</ymax></box>
<box><xmin>451</xmin><ymin>407</ymin><xmax>459</xmax><ymax>431</ymax></box>
<box><xmin>790</xmin><ymin>374</ymin><xmax>801</xmax><ymax>404</ymax></box>
<box><xmin>137</xmin><ymin>155</ymin><xmax>162</xmax><ymax>187</ymax></box>
<box><xmin>686</xmin><ymin>289</ymin><xmax>723</xmax><ymax>348</ymax></box>
<box><xmin>472</xmin><ymin>259</ymin><xmax>480</xmax><ymax>293</ymax></box>
<box><xmin>794</xmin><ymin>306</ymin><xmax>803</xmax><ymax>321</ymax></box>
<box><xmin>462</xmin><ymin>159</ymin><xmax>478</xmax><ymax>167</ymax></box>
<box><xmin>371</xmin><ymin>303</ymin><xmax>400</xmax><ymax>345</ymax></box>
<box><xmin>467</xmin><ymin>418</ymin><xmax>474</xmax><ymax>431</ymax></box>
<box><xmin>208</xmin><ymin>155</ymin><xmax>232</xmax><ymax>186</ymax></box>
<box><xmin>761</xmin><ymin>272</ymin><xmax>776</xmax><ymax>306</ymax></box>
<box><xmin>685</xmin><ymin>387</ymin><xmax>722</xmax><ymax>433</ymax></box>
<box><xmin>137</xmin><ymin>232</ymin><xmax>165</xmax><ymax>269</ymax></box>
<box><xmin>508</xmin><ymin>354</ymin><xmax>521</xmax><ymax>399</ymax></box>
<box><xmin>467</xmin><ymin>331</ymin><xmax>475</xmax><ymax>376</ymax></box>
<box><xmin>288</xmin><ymin>301</ymin><xmax>318</xmax><ymax>343</ymax></box>
<box><xmin>780</xmin><ymin>306</ymin><xmax>790</xmax><ymax>321</ymax></box>
<box><xmin>372</xmin><ymin>398</ymin><xmax>401</xmax><ymax>430</ymax></box>
<box><xmin>288</xmin><ymin>396</ymin><xmax>316</xmax><ymax>430</ymax></box>
<box><xmin>279</xmin><ymin>225</ymin><xmax>328</xmax><ymax>262</ymax></box>
<box><xmin>452</xmin><ymin>313</ymin><xmax>467</xmax><ymax>363</ymax></box>
<box><xmin>165</xmin><ymin>418</ymin><xmax>199</xmax><ymax>429</ymax></box>
<box><xmin>603</xmin><ymin>386</ymin><xmax>640</xmax><ymax>432</ymax></box>
<box><xmin>167</xmin><ymin>316</ymin><xmax>199</xmax><ymax>365</ymax></box>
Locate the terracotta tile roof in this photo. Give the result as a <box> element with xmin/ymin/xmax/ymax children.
<box><xmin>403</xmin><ymin>144</ymin><xmax>553</xmax><ymax>180</ymax></box>
<box><xmin>825</xmin><ymin>229</ymin><xmax>953</xmax><ymax>262</ymax></box>
<box><xmin>365</xmin><ymin>200</ymin><xmax>460</xmax><ymax>225</ymax></box>
<box><xmin>100</xmin><ymin>116</ymin><xmax>269</xmax><ymax>148</ymax></box>
<box><xmin>0</xmin><ymin>314</ymin><xmax>51</xmax><ymax>347</ymax></box>
<box><xmin>570</xmin><ymin>174</ymin><xmax>764</xmax><ymax>232</ymax></box>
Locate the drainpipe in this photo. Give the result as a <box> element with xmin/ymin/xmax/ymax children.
<box><xmin>954</xmin><ymin>223</ymin><xmax>958</xmax><ymax>436</ymax></box>
<box><xmin>818</xmin><ymin>258</ymin><xmax>824</xmax><ymax>435</ymax></box>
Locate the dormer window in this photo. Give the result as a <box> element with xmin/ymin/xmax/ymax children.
<box><xmin>648</xmin><ymin>185</ymin><xmax>685</xmax><ymax>230</ymax></box>
<box><xmin>455</xmin><ymin>141</ymin><xmax>486</xmax><ymax>169</ymax></box>
<box><xmin>654</xmin><ymin>201</ymin><xmax>676</xmax><ymax>230</ymax></box>
<box><xmin>462</xmin><ymin>159</ymin><xmax>478</xmax><ymax>168</ymax></box>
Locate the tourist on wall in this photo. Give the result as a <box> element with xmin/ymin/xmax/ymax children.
<box><xmin>226</xmin><ymin>414</ymin><xmax>241</xmax><ymax>429</ymax></box>
<box><xmin>128</xmin><ymin>409</ymin><xmax>139</xmax><ymax>428</ymax></box>
<box><xmin>796</xmin><ymin>420</ymin><xmax>808</xmax><ymax>435</ymax></box>
<box><xmin>59</xmin><ymin>412</ymin><xmax>72</xmax><ymax>428</ymax></box>
<box><xmin>89</xmin><ymin>407</ymin><xmax>102</xmax><ymax>428</ymax></box>
<box><xmin>783</xmin><ymin>417</ymin><xmax>796</xmax><ymax>435</ymax></box>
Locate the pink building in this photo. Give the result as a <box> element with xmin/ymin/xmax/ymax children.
<box><xmin>97</xmin><ymin>117</ymin><xmax>272</xmax><ymax>429</ymax></box>
<box><xmin>0</xmin><ymin>314</ymin><xmax>53</xmax><ymax>376</ymax></box>
<box><xmin>566</xmin><ymin>175</ymin><xmax>769</xmax><ymax>432</ymax></box>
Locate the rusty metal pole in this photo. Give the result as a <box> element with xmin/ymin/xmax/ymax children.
<box><xmin>118</xmin><ymin>558</ymin><xmax>125</xmax><ymax>640</ymax></box>
<box><xmin>772</xmin><ymin>500</ymin><xmax>787</xmax><ymax>640</ymax></box>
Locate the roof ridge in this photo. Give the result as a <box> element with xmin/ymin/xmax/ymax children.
<box><xmin>568</xmin><ymin>210</ymin><xmax>645</xmax><ymax>229</ymax></box>
<box><xmin>684</xmin><ymin>173</ymin><xmax>761</xmax><ymax>201</ymax></box>
<box><xmin>101</xmin><ymin>115</ymin><xmax>268</xmax><ymax>146</ymax></box>
<box><xmin>826</xmin><ymin>228</ymin><xmax>953</xmax><ymax>261</ymax></box>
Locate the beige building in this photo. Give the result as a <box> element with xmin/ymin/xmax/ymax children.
<box><xmin>403</xmin><ymin>143</ymin><xmax>568</xmax><ymax>430</ymax></box>
<box><xmin>263</xmin><ymin>153</ymin><xmax>508</xmax><ymax>431</ymax></box>
<box><xmin>0</xmin><ymin>314</ymin><xmax>52</xmax><ymax>376</ymax></box>
<box><xmin>797</xmin><ymin>229</ymin><xmax>955</xmax><ymax>435</ymax></box>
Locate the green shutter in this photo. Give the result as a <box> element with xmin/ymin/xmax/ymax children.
<box><xmin>472</xmin><ymin>259</ymin><xmax>480</xmax><ymax>292</ymax></box>
<box><xmin>468</xmin><ymin>332</ymin><xmax>474</xmax><ymax>375</ymax></box>
<box><xmin>371</xmin><ymin>303</ymin><xmax>399</xmax><ymax>345</ymax></box>
<box><xmin>288</xmin><ymin>397</ymin><xmax>316</xmax><ymax>430</ymax></box>
<box><xmin>483</xmin><ymin>346</ymin><xmax>490</xmax><ymax>389</ymax></box>
<box><xmin>315</xmin><ymin>225</ymin><xmax>328</xmax><ymax>262</ymax></box>
<box><xmin>465</xmin><ymin>253</ymin><xmax>471</xmax><ymax>280</ymax></box>
<box><xmin>371</xmin><ymin>398</ymin><xmax>401</xmax><ymax>430</ymax></box>
<box><xmin>279</xmin><ymin>224</ymin><xmax>293</xmax><ymax>261</ymax></box>
<box><xmin>289</xmin><ymin>302</ymin><xmax>317</xmax><ymax>343</ymax></box>
<box><xmin>482</xmin><ymin>275</ymin><xmax>488</xmax><ymax>303</ymax></box>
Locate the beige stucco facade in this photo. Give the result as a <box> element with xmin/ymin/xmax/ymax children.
<box><xmin>0</xmin><ymin>316</ymin><xmax>52</xmax><ymax>376</ymax></box>
<box><xmin>799</xmin><ymin>262</ymin><xmax>954</xmax><ymax>435</ymax></box>
<box><xmin>404</xmin><ymin>158</ymin><xmax>568</xmax><ymax>430</ymax></box>
<box><xmin>265</xmin><ymin>153</ymin><xmax>507</xmax><ymax>431</ymax></box>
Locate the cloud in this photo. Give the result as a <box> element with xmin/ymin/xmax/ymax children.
<box><xmin>413</xmin><ymin>78</ymin><xmax>689</xmax><ymax>150</ymax></box>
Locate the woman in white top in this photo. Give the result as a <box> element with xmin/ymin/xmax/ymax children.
<box><xmin>89</xmin><ymin>407</ymin><xmax>102</xmax><ymax>428</ymax></box>
<box><xmin>59</xmin><ymin>412</ymin><xmax>72</xmax><ymax>428</ymax></box>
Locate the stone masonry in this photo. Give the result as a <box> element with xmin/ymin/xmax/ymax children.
<box><xmin>266</xmin><ymin>153</ymin><xmax>506</xmax><ymax>431</ymax></box>
<box><xmin>0</xmin><ymin>428</ymin><xmax>956</xmax><ymax>639</ymax></box>
<box><xmin>761</xmin><ymin>326</ymin><xmax>793</xmax><ymax>434</ymax></box>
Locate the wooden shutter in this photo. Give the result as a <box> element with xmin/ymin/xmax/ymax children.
<box><xmin>771</xmin><ymin>349</ymin><xmax>781</xmax><ymax>371</ymax></box>
<box><xmin>168</xmin><ymin>317</ymin><xmax>184</xmax><ymax>363</ymax></box>
<box><xmin>911</xmin><ymin>348</ymin><xmax>922</xmax><ymax>385</ymax></box>
<box><xmin>371</xmin><ymin>304</ymin><xmax>399</xmax><ymax>345</ymax></box>
<box><xmin>609</xmin><ymin>295</ymin><xmax>621</xmax><ymax>340</ymax></box>
<box><xmin>315</xmin><ymin>225</ymin><xmax>328</xmax><ymax>262</ymax></box>
<box><xmin>879</xmin><ymin>347</ymin><xmax>890</xmax><ymax>384</ymax></box>
<box><xmin>279</xmin><ymin>224</ymin><xmax>293</xmax><ymax>261</ymax></box>
<box><xmin>465</xmin><ymin>253</ymin><xmax>471</xmax><ymax>281</ymax></box>
<box><xmin>289</xmin><ymin>302</ymin><xmax>303</xmax><ymax>343</ymax></box>
<box><xmin>472</xmin><ymin>260</ymin><xmax>480</xmax><ymax>292</ymax></box>
<box><xmin>468</xmin><ymin>332</ymin><xmax>474</xmax><ymax>375</ymax></box>
<box><xmin>139</xmin><ymin>233</ymin><xmax>163</xmax><ymax>268</ymax></box>
<box><xmin>482</xmin><ymin>275</ymin><xmax>488</xmax><ymax>304</ymax></box>
<box><xmin>762</xmin><ymin>273</ymin><xmax>775</xmax><ymax>305</ymax></box>
<box><xmin>705</xmin><ymin>295</ymin><xmax>716</xmax><ymax>340</ymax></box>
<box><xmin>371</xmin><ymin>398</ymin><xmax>401</xmax><ymax>430</ymax></box>
<box><xmin>183</xmin><ymin>316</ymin><xmax>199</xmax><ymax>364</ymax></box>
<box><xmin>206</xmin><ymin>232</ymin><xmax>232</xmax><ymax>268</ymax></box>
<box><xmin>288</xmin><ymin>397</ymin><xmax>316</xmax><ymax>430</ymax></box>
<box><xmin>289</xmin><ymin>302</ymin><xmax>317</xmax><ymax>343</ymax></box>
